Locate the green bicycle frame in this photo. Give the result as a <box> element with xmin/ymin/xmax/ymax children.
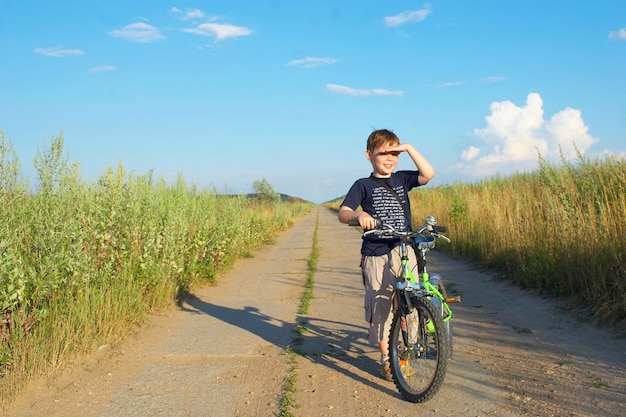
<box><xmin>400</xmin><ymin>243</ymin><xmax>453</xmax><ymax>323</ymax></box>
<box><xmin>422</xmin><ymin>273</ymin><xmax>453</xmax><ymax>323</ymax></box>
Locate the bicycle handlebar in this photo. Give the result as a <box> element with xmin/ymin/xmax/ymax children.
<box><xmin>348</xmin><ymin>216</ymin><xmax>450</xmax><ymax>243</ymax></box>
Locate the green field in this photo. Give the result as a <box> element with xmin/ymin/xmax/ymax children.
<box><xmin>0</xmin><ymin>132</ymin><xmax>314</xmax><ymax>406</ymax></box>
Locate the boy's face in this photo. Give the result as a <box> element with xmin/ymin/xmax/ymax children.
<box><xmin>366</xmin><ymin>144</ymin><xmax>400</xmax><ymax>177</ymax></box>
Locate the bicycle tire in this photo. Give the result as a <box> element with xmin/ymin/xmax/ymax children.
<box><xmin>389</xmin><ymin>296</ymin><xmax>449</xmax><ymax>403</ymax></box>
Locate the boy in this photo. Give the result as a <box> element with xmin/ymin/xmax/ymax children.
<box><xmin>337</xmin><ymin>129</ymin><xmax>435</xmax><ymax>380</ymax></box>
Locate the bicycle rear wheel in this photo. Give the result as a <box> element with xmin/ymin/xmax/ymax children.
<box><xmin>389</xmin><ymin>296</ymin><xmax>449</xmax><ymax>403</ymax></box>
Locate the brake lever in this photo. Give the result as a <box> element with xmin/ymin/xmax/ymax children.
<box><xmin>432</xmin><ymin>232</ymin><xmax>451</xmax><ymax>243</ymax></box>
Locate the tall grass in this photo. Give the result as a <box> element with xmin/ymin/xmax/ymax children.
<box><xmin>0</xmin><ymin>131</ymin><xmax>313</xmax><ymax>407</ymax></box>
<box><xmin>324</xmin><ymin>154</ymin><xmax>625</xmax><ymax>327</ymax></box>
<box><xmin>412</xmin><ymin>154</ymin><xmax>625</xmax><ymax>327</ymax></box>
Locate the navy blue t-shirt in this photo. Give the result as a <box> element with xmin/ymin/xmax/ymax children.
<box><xmin>341</xmin><ymin>170</ymin><xmax>421</xmax><ymax>256</ymax></box>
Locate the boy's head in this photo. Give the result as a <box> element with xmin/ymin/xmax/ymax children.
<box><xmin>366</xmin><ymin>129</ymin><xmax>400</xmax><ymax>153</ymax></box>
<box><xmin>366</xmin><ymin>129</ymin><xmax>401</xmax><ymax>177</ymax></box>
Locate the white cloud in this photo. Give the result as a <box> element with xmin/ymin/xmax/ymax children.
<box><xmin>90</xmin><ymin>65</ymin><xmax>117</xmax><ymax>73</ymax></box>
<box><xmin>170</xmin><ymin>7</ymin><xmax>210</xmax><ymax>21</ymax></box>
<box><xmin>182</xmin><ymin>22</ymin><xmax>253</xmax><ymax>42</ymax></box>
<box><xmin>108</xmin><ymin>23</ymin><xmax>166</xmax><ymax>43</ymax></box>
<box><xmin>608</xmin><ymin>28</ymin><xmax>626</xmax><ymax>40</ymax></box>
<box><xmin>601</xmin><ymin>150</ymin><xmax>626</xmax><ymax>160</ymax></box>
<box><xmin>438</xmin><ymin>81</ymin><xmax>466</xmax><ymax>88</ymax></box>
<box><xmin>461</xmin><ymin>146</ymin><xmax>480</xmax><ymax>161</ymax></box>
<box><xmin>482</xmin><ymin>76</ymin><xmax>507</xmax><ymax>84</ymax></box>
<box><xmin>34</xmin><ymin>46</ymin><xmax>85</xmax><ymax>57</ymax></box>
<box><xmin>545</xmin><ymin>107</ymin><xmax>598</xmax><ymax>159</ymax></box>
<box><xmin>288</xmin><ymin>57</ymin><xmax>338</xmax><ymax>68</ymax></box>
<box><xmin>384</xmin><ymin>5</ymin><xmax>432</xmax><ymax>27</ymax></box>
<box><xmin>326</xmin><ymin>84</ymin><xmax>403</xmax><ymax>97</ymax></box>
<box><xmin>455</xmin><ymin>93</ymin><xmax>599</xmax><ymax>178</ymax></box>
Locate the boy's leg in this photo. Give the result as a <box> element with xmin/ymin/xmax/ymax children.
<box><xmin>362</xmin><ymin>254</ymin><xmax>394</xmax><ymax>353</ymax></box>
<box><xmin>362</xmin><ymin>247</ymin><xmax>418</xmax><ymax>379</ymax></box>
<box><xmin>381</xmin><ymin>246</ymin><xmax>418</xmax><ymax>352</ymax></box>
<box><xmin>362</xmin><ymin>252</ymin><xmax>397</xmax><ymax>382</ymax></box>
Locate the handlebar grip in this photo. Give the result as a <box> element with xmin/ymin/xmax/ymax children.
<box><xmin>348</xmin><ymin>220</ymin><xmax>382</xmax><ymax>229</ymax></box>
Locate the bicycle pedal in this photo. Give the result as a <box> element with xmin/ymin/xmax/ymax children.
<box><xmin>445</xmin><ymin>296</ymin><xmax>461</xmax><ymax>303</ymax></box>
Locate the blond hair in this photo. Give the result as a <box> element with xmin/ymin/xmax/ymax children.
<box><xmin>366</xmin><ymin>129</ymin><xmax>400</xmax><ymax>152</ymax></box>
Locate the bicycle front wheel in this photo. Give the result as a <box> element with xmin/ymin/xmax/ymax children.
<box><xmin>389</xmin><ymin>296</ymin><xmax>449</xmax><ymax>403</ymax></box>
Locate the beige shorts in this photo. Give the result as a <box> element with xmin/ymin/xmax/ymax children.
<box><xmin>361</xmin><ymin>245</ymin><xmax>418</xmax><ymax>345</ymax></box>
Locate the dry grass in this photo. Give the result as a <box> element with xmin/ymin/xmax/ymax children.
<box><xmin>325</xmin><ymin>154</ymin><xmax>625</xmax><ymax>327</ymax></box>
<box><xmin>411</xmin><ymin>155</ymin><xmax>625</xmax><ymax>327</ymax></box>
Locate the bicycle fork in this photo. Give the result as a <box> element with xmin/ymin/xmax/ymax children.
<box><xmin>397</xmin><ymin>241</ymin><xmax>430</xmax><ymax>356</ymax></box>
<box><xmin>397</xmin><ymin>241</ymin><xmax>460</xmax><ymax>342</ymax></box>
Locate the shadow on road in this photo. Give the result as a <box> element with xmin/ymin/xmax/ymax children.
<box><xmin>180</xmin><ymin>293</ymin><xmax>400</xmax><ymax>398</ymax></box>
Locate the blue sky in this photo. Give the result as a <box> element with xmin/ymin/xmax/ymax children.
<box><xmin>1</xmin><ymin>1</ymin><xmax>625</xmax><ymax>203</ymax></box>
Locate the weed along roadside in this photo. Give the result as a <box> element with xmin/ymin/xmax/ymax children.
<box><xmin>0</xmin><ymin>133</ymin><xmax>315</xmax><ymax>413</ymax></box>
<box><xmin>5</xmin><ymin>207</ymin><xmax>320</xmax><ymax>417</ymax></box>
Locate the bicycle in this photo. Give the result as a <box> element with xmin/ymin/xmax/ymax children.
<box><xmin>350</xmin><ymin>215</ymin><xmax>460</xmax><ymax>402</ymax></box>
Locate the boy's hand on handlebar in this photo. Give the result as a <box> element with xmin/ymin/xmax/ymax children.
<box><xmin>350</xmin><ymin>212</ymin><xmax>377</xmax><ymax>230</ymax></box>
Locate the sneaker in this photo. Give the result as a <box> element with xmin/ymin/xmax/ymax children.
<box><xmin>399</xmin><ymin>358</ymin><xmax>416</xmax><ymax>377</ymax></box>
<box><xmin>380</xmin><ymin>359</ymin><xmax>393</xmax><ymax>381</ymax></box>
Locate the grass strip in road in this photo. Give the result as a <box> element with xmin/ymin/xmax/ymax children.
<box><xmin>276</xmin><ymin>211</ymin><xmax>320</xmax><ymax>417</ymax></box>
<box><xmin>276</xmin><ymin>346</ymin><xmax>300</xmax><ymax>417</ymax></box>
<box><xmin>298</xmin><ymin>212</ymin><xmax>319</xmax><ymax>315</ymax></box>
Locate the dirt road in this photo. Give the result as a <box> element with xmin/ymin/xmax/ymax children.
<box><xmin>6</xmin><ymin>207</ymin><xmax>626</xmax><ymax>416</ymax></box>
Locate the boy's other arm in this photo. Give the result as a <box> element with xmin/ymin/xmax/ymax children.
<box><xmin>338</xmin><ymin>206</ymin><xmax>377</xmax><ymax>229</ymax></box>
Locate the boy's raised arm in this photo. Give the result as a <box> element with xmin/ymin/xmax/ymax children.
<box><xmin>384</xmin><ymin>143</ymin><xmax>435</xmax><ymax>185</ymax></box>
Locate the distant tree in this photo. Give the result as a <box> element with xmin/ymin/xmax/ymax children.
<box><xmin>252</xmin><ymin>177</ymin><xmax>280</xmax><ymax>203</ymax></box>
